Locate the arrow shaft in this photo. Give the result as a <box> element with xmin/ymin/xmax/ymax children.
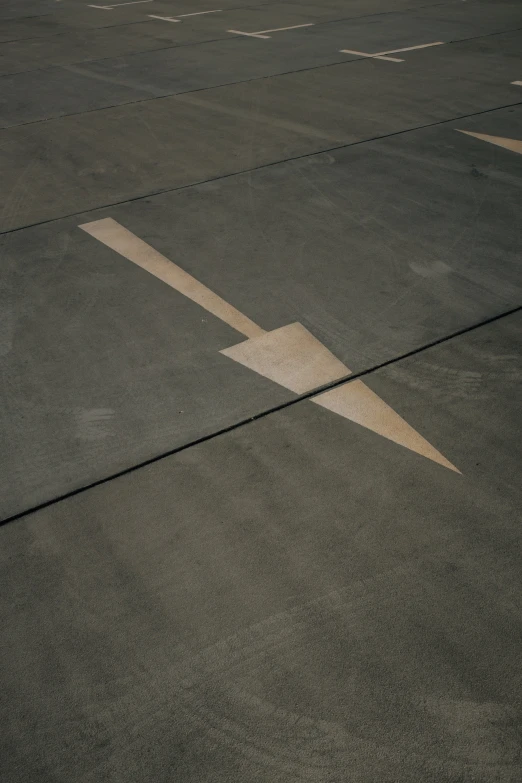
<box><xmin>80</xmin><ymin>218</ymin><xmax>265</xmax><ymax>339</ymax></box>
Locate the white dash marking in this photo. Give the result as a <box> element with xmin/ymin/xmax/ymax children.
<box><xmin>148</xmin><ymin>14</ymin><xmax>180</xmax><ymax>22</ymax></box>
<box><xmin>340</xmin><ymin>40</ymin><xmax>444</xmax><ymax>63</ymax></box>
<box><xmin>383</xmin><ymin>41</ymin><xmax>444</xmax><ymax>54</ymax></box>
<box><xmin>178</xmin><ymin>9</ymin><xmax>222</xmax><ymax>17</ymax></box>
<box><xmin>227</xmin><ymin>29</ymin><xmax>270</xmax><ymax>39</ymax></box>
<box><xmin>256</xmin><ymin>23</ymin><xmax>314</xmax><ymax>34</ymax></box>
<box><xmin>229</xmin><ymin>22</ymin><xmax>314</xmax><ymax>39</ymax></box>
<box><xmin>511</xmin><ymin>80</ymin><xmax>522</xmax><ymax>86</ymax></box>
<box><xmin>90</xmin><ymin>0</ymin><xmax>153</xmax><ymax>8</ymax></box>
<box><xmin>340</xmin><ymin>49</ymin><xmax>403</xmax><ymax>62</ymax></box>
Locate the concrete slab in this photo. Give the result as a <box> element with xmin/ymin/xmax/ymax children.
<box><xmin>0</xmin><ymin>21</ymin><xmax>230</xmax><ymax>76</ymax></box>
<box><xmin>1</xmin><ymin>1</ymin><xmax>521</xmax><ymax>776</ymax></box>
<box><xmin>0</xmin><ymin>0</ymin><xmax>330</xmax><ymax>78</ymax></box>
<box><xmin>305</xmin><ymin>5</ymin><xmax>522</xmax><ymax>51</ymax></box>
<box><xmin>416</xmin><ymin>0</ymin><xmax>522</xmax><ymax>32</ymax></box>
<box><xmin>2</xmin><ymin>11</ymin><xmax>521</xmax><ymax>126</ymax></box>
<box><xmin>0</xmin><ymin>0</ymin><xmax>268</xmax><ymax>41</ymax></box>
<box><xmin>0</xmin><ymin>310</ymin><xmax>520</xmax><ymax>782</ymax></box>
<box><xmin>1</xmin><ymin>32</ymin><xmax>521</xmax><ymax>221</ymax></box>
<box><xmin>72</xmin><ymin>1</ymin><xmax>312</xmax><ymax>32</ymax></box>
<box><xmin>0</xmin><ymin>0</ymin><xmax>450</xmax><ymax>43</ymax></box>
<box><xmin>65</xmin><ymin>20</ymin><xmax>522</xmax><ymax>104</ymax></box>
<box><xmin>0</xmin><ymin>0</ymin><xmax>57</xmax><ymax>20</ymax></box>
<box><xmin>1</xmin><ymin>106</ymin><xmax>520</xmax><ymax>519</ymax></box>
<box><xmin>0</xmin><ymin>2</ymin><xmax>454</xmax><ymax>75</ymax></box>
<box><xmin>286</xmin><ymin>0</ymin><xmax>452</xmax><ymax>14</ymax></box>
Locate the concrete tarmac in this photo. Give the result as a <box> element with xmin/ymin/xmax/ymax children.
<box><xmin>0</xmin><ymin>1</ymin><xmax>521</xmax><ymax>781</ymax></box>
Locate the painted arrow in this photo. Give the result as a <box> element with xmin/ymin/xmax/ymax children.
<box><xmin>80</xmin><ymin>218</ymin><xmax>459</xmax><ymax>473</ymax></box>
<box><xmin>457</xmin><ymin>129</ymin><xmax>522</xmax><ymax>155</ymax></box>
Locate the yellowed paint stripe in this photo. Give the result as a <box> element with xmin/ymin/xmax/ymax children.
<box><xmin>222</xmin><ymin>326</ymin><xmax>459</xmax><ymax>472</ymax></box>
<box><xmin>457</xmin><ymin>130</ymin><xmax>522</xmax><ymax>155</ymax></box>
<box><xmin>81</xmin><ymin>218</ymin><xmax>459</xmax><ymax>473</ymax></box>
<box><xmin>221</xmin><ymin>323</ymin><xmax>350</xmax><ymax>394</ymax></box>
<box><xmin>313</xmin><ymin>380</ymin><xmax>460</xmax><ymax>473</ymax></box>
<box><xmin>79</xmin><ymin>218</ymin><xmax>265</xmax><ymax>339</ymax></box>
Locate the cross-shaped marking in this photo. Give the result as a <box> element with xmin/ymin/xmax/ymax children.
<box><xmin>148</xmin><ymin>15</ymin><xmax>180</xmax><ymax>22</ymax></box>
<box><xmin>177</xmin><ymin>10</ymin><xmax>222</xmax><ymax>17</ymax></box>
<box><xmin>228</xmin><ymin>23</ymin><xmax>314</xmax><ymax>39</ymax></box>
<box><xmin>148</xmin><ymin>10</ymin><xmax>222</xmax><ymax>23</ymax></box>
<box><xmin>340</xmin><ymin>41</ymin><xmax>445</xmax><ymax>62</ymax></box>
<box><xmin>88</xmin><ymin>0</ymin><xmax>152</xmax><ymax>8</ymax></box>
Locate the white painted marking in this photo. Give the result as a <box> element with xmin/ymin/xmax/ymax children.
<box><xmin>340</xmin><ymin>41</ymin><xmax>444</xmax><ymax>62</ymax></box>
<box><xmin>179</xmin><ymin>10</ymin><xmax>222</xmax><ymax>17</ymax></box>
<box><xmin>89</xmin><ymin>0</ymin><xmax>153</xmax><ymax>8</ymax></box>
<box><xmin>229</xmin><ymin>22</ymin><xmax>314</xmax><ymax>39</ymax></box>
<box><xmin>109</xmin><ymin>0</ymin><xmax>154</xmax><ymax>5</ymax></box>
<box><xmin>511</xmin><ymin>81</ymin><xmax>522</xmax><ymax>86</ymax></box>
<box><xmin>148</xmin><ymin>14</ymin><xmax>180</xmax><ymax>22</ymax></box>
<box><xmin>340</xmin><ymin>49</ymin><xmax>403</xmax><ymax>62</ymax></box>
<box><xmin>227</xmin><ymin>29</ymin><xmax>270</xmax><ymax>39</ymax></box>
<box><xmin>256</xmin><ymin>23</ymin><xmax>314</xmax><ymax>34</ymax></box>
<box><xmin>384</xmin><ymin>41</ymin><xmax>444</xmax><ymax>55</ymax></box>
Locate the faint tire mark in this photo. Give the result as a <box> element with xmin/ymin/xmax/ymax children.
<box><xmin>75</xmin><ymin>408</ymin><xmax>115</xmax><ymax>441</ymax></box>
<box><xmin>389</xmin><ymin>354</ymin><xmax>521</xmax><ymax>401</ymax></box>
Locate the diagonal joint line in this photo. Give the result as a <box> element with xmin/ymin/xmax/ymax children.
<box><xmin>4</xmin><ymin>305</ymin><xmax>520</xmax><ymax>528</ymax></box>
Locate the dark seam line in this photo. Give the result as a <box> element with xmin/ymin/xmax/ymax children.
<box><xmin>1</xmin><ymin>303</ymin><xmax>520</xmax><ymax>529</ymax></box>
<box><xmin>1</xmin><ymin>97</ymin><xmax>521</xmax><ymax>238</ymax></box>
<box><xmin>1</xmin><ymin>20</ymin><xmax>521</xmax><ymax>106</ymax></box>
<box><xmin>0</xmin><ymin>12</ymin><xmax>54</xmax><ymax>25</ymax></box>
<box><xmin>0</xmin><ymin>20</ymin><xmax>522</xmax><ymax>138</ymax></box>
<box><xmin>4</xmin><ymin>17</ymin><xmax>522</xmax><ymax>80</ymax></box>
<box><xmin>0</xmin><ymin>0</ymin><xmax>280</xmax><ymax>29</ymax></box>
<box><xmin>0</xmin><ymin>0</ymin><xmax>465</xmax><ymax>74</ymax></box>
<box><xmin>0</xmin><ymin>34</ymin><xmax>250</xmax><ymax>76</ymax></box>
<box><xmin>0</xmin><ymin>0</ymin><xmax>456</xmax><ymax>45</ymax></box>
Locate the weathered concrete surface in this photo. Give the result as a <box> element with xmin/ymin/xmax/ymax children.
<box><xmin>0</xmin><ymin>312</ymin><xmax>521</xmax><ymax>782</ymax></box>
<box><xmin>1</xmin><ymin>107</ymin><xmax>520</xmax><ymax>519</ymax></box>
<box><xmin>1</xmin><ymin>33</ymin><xmax>521</xmax><ymax>229</ymax></box>
<box><xmin>0</xmin><ymin>1</ymin><xmax>521</xmax><ymax>778</ymax></box>
<box><xmin>2</xmin><ymin>23</ymin><xmax>521</xmax><ymax>127</ymax></box>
